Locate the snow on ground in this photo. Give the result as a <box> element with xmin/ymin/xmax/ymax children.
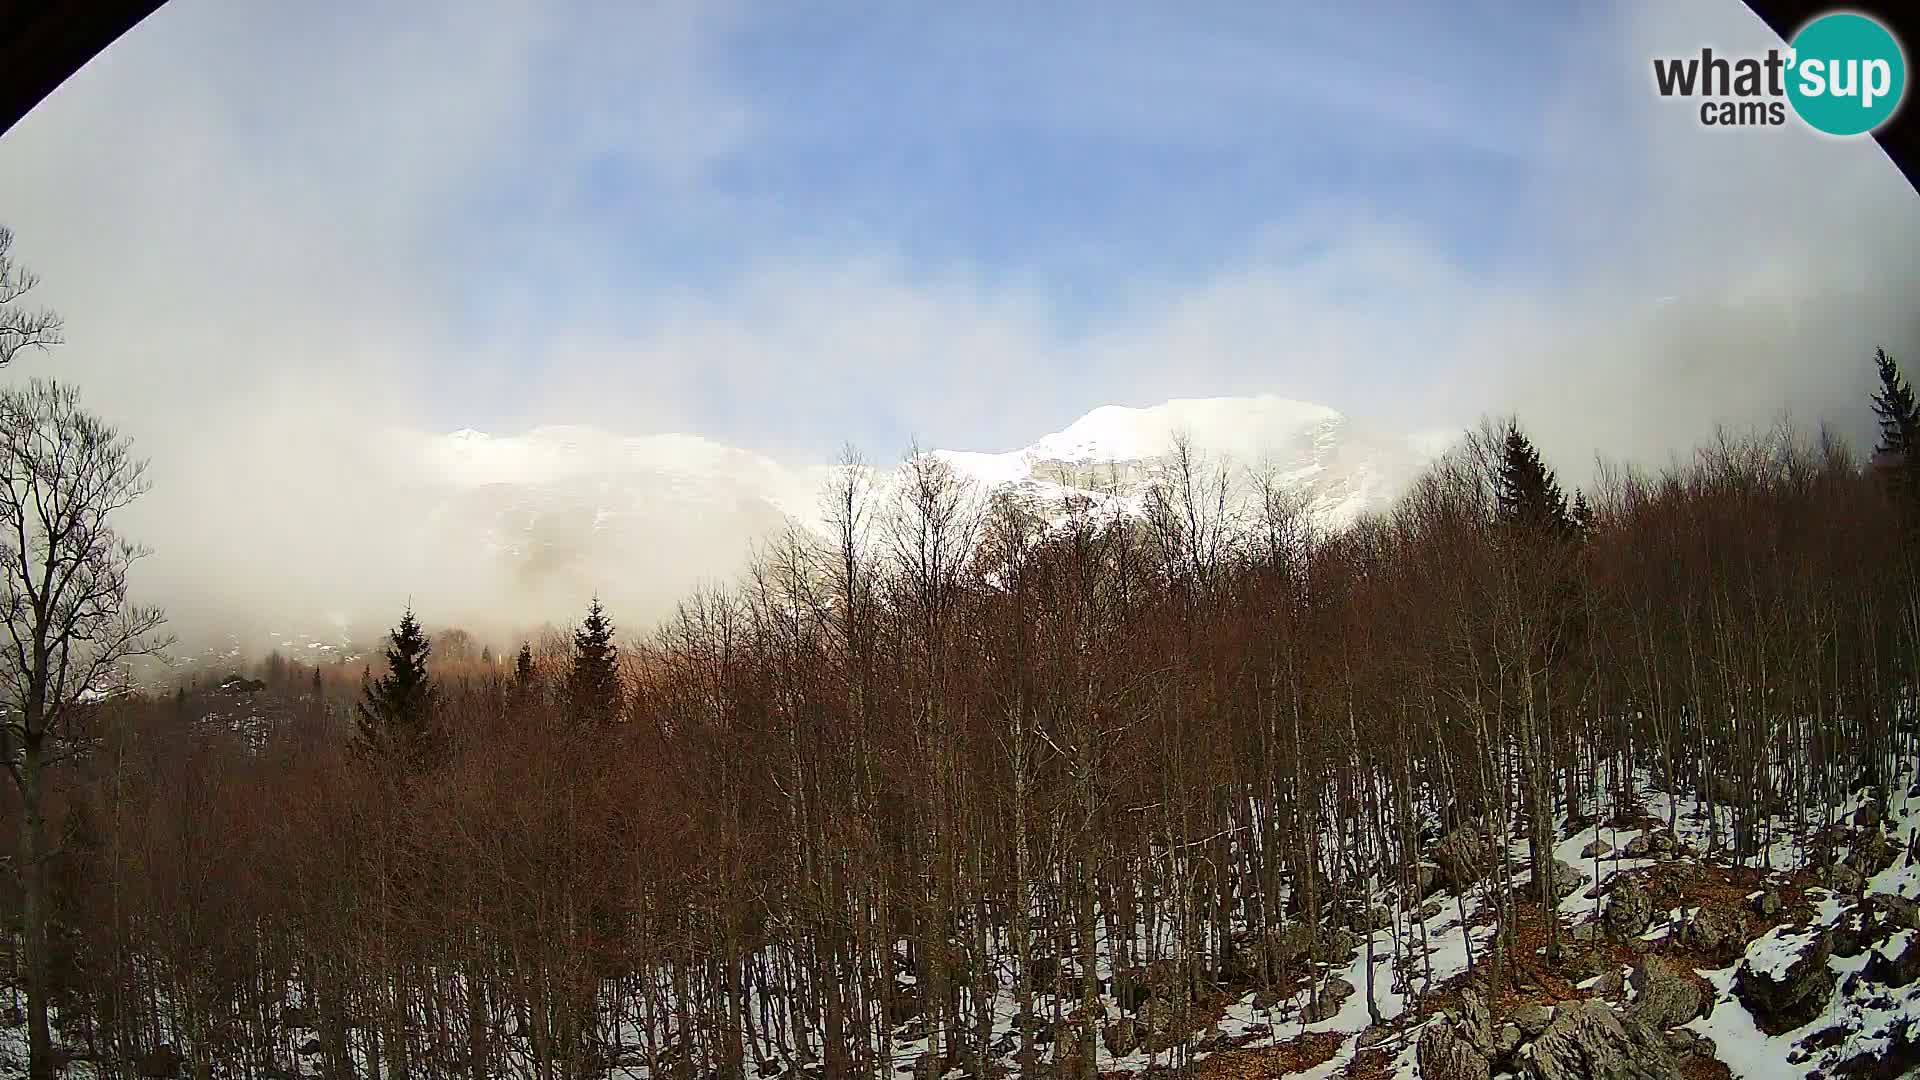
<box><xmin>12</xmin><ymin>766</ymin><xmax>1920</xmax><ymax>1079</ymax></box>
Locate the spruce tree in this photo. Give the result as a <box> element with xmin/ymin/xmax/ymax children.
<box><xmin>355</xmin><ymin>607</ymin><xmax>439</xmax><ymax>768</ymax></box>
<box><xmin>515</xmin><ymin>642</ymin><xmax>535</xmax><ymax>687</ymax></box>
<box><xmin>1496</xmin><ymin>423</ymin><xmax>1574</xmax><ymax>540</ymax></box>
<box><xmin>1873</xmin><ymin>348</ymin><xmax>1919</xmax><ymax>456</ymax></box>
<box><xmin>1872</xmin><ymin>348</ymin><xmax>1920</xmax><ymax>511</ymax></box>
<box><xmin>567</xmin><ymin>598</ymin><xmax>623</xmax><ymax>726</ymax></box>
<box><xmin>1569</xmin><ymin>490</ymin><xmax>1595</xmax><ymax>543</ymax></box>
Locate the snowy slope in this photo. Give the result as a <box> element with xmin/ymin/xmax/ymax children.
<box><xmin>366</xmin><ymin>396</ymin><xmax>1448</xmax><ymax>632</ymax></box>
<box><xmin>924</xmin><ymin>396</ymin><xmax>1439</xmax><ymax>531</ymax></box>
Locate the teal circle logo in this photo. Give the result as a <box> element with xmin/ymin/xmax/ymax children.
<box><xmin>1787</xmin><ymin>13</ymin><xmax>1906</xmax><ymax>136</ymax></box>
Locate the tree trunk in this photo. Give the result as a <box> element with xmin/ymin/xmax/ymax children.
<box><xmin>20</xmin><ymin>739</ymin><xmax>53</xmax><ymax>1080</ymax></box>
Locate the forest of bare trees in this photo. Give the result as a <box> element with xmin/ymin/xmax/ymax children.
<box><xmin>5</xmin><ymin>361</ymin><xmax>1919</xmax><ymax>1080</ymax></box>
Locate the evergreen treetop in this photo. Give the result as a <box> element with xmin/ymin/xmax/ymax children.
<box><xmin>1871</xmin><ymin>348</ymin><xmax>1920</xmax><ymax>520</ymax></box>
<box><xmin>1873</xmin><ymin>348</ymin><xmax>1919</xmax><ymax>460</ymax></box>
<box><xmin>1495</xmin><ymin>423</ymin><xmax>1576</xmax><ymax>541</ymax></box>
<box><xmin>354</xmin><ymin>606</ymin><xmax>440</xmax><ymax>768</ymax></box>
<box><xmin>567</xmin><ymin>597</ymin><xmax>623</xmax><ymax>727</ymax></box>
<box><xmin>1569</xmin><ymin>490</ymin><xmax>1595</xmax><ymax>542</ymax></box>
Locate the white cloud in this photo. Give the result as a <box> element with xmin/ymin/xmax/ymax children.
<box><xmin>0</xmin><ymin>0</ymin><xmax>1914</xmax><ymax>646</ymax></box>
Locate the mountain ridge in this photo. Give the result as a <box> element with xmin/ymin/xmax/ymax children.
<box><xmin>392</xmin><ymin>394</ymin><xmax>1451</xmax><ymax>632</ymax></box>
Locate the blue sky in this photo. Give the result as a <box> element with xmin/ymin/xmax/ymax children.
<box><xmin>0</xmin><ymin>0</ymin><xmax>1915</xmax><ymax>602</ymax></box>
<box><xmin>444</xmin><ymin>3</ymin><xmax>1590</xmax><ymax>368</ymax></box>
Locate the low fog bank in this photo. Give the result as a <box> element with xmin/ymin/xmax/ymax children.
<box><xmin>1</xmin><ymin>0</ymin><xmax>1916</xmax><ymax>665</ymax></box>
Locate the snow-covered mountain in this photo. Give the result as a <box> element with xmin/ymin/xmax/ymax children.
<box><xmin>389</xmin><ymin>397</ymin><xmax>1449</xmax><ymax>626</ymax></box>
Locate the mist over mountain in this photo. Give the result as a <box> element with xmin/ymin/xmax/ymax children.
<box><xmin>155</xmin><ymin>394</ymin><xmax>1444</xmax><ymax>662</ymax></box>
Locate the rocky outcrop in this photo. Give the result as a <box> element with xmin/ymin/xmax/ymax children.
<box><xmin>1734</xmin><ymin>926</ymin><xmax>1836</xmax><ymax>1035</ymax></box>
<box><xmin>1626</xmin><ymin>956</ymin><xmax>1707</xmax><ymax>1031</ymax></box>
<box><xmin>1418</xmin><ymin>1022</ymin><xmax>1490</xmax><ymax>1080</ymax></box>
<box><xmin>1602</xmin><ymin>878</ymin><xmax>1653</xmax><ymax>939</ymax></box>
<box><xmin>1300</xmin><ymin>976</ymin><xmax>1355</xmax><ymax>1023</ymax></box>
<box><xmin>1581</xmin><ymin>838</ymin><xmax>1613</xmax><ymax>859</ymax></box>
<box><xmin>1435</xmin><ymin>829</ymin><xmax>1491</xmax><ymax>891</ymax></box>
<box><xmin>1865</xmin><ymin>929</ymin><xmax>1920</xmax><ymax>987</ymax></box>
<box><xmin>1522</xmin><ymin>1000</ymin><xmax>1681</xmax><ymax>1080</ymax></box>
<box><xmin>1663</xmin><ymin>1027</ymin><xmax>1717</xmax><ymax>1063</ymax></box>
<box><xmin>1542</xmin><ymin>858</ymin><xmax>1585</xmax><ymax>901</ymax></box>
<box><xmin>1511</xmin><ymin>1002</ymin><xmax>1552</xmax><ymax>1039</ymax></box>
<box><xmin>1822</xmin><ymin>862</ymin><xmax>1865</xmax><ymax>893</ymax></box>
<box><xmin>1454</xmin><ymin>985</ymin><xmax>1492</xmax><ymax>1051</ymax></box>
<box><xmin>1834</xmin><ymin>893</ymin><xmax>1920</xmax><ymax>964</ymax></box>
<box><xmin>1415</xmin><ymin>862</ymin><xmax>1442</xmax><ymax>898</ymax></box>
<box><xmin>1620</xmin><ymin>829</ymin><xmax>1677</xmax><ymax>860</ymax></box>
<box><xmin>1675</xmin><ymin>906</ymin><xmax>1745</xmax><ymax>963</ymax></box>
<box><xmin>1848</xmin><ymin>828</ymin><xmax>1899</xmax><ymax>875</ymax></box>
<box><xmin>1347</xmin><ymin>902</ymin><xmax>1392</xmax><ymax>932</ymax></box>
<box><xmin>1417</xmin><ymin>985</ymin><xmax>1495</xmax><ymax>1080</ymax></box>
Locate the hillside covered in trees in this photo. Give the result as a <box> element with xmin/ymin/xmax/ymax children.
<box><xmin>4</xmin><ymin>350</ymin><xmax>1920</xmax><ymax>1080</ymax></box>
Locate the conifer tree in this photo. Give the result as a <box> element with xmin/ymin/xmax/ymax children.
<box><xmin>1569</xmin><ymin>490</ymin><xmax>1595</xmax><ymax>543</ymax></box>
<box><xmin>355</xmin><ymin>607</ymin><xmax>439</xmax><ymax>767</ymax></box>
<box><xmin>1496</xmin><ymin>423</ymin><xmax>1574</xmax><ymax>540</ymax></box>
<box><xmin>567</xmin><ymin>598</ymin><xmax>622</xmax><ymax>726</ymax></box>
<box><xmin>1872</xmin><ymin>348</ymin><xmax>1920</xmax><ymax>509</ymax></box>
<box><xmin>515</xmin><ymin>641</ymin><xmax>535</xmax><ymax>687</ymax></box>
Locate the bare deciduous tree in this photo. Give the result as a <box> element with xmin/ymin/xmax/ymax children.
<box><xmin>0</xmin><ymin>379</ymin><xmax>168</xmax><ymax>1079</ymax></box>
<box><xmin>0</xmin><ymin>228</ymin><xmax>62</xmax><ymax>368</ymax></box>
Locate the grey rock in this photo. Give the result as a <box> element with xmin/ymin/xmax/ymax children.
<box><xmin>1261</xmin><ymin>923</ymin><xmax>1317</xmax><ymax>971</ymax></box>
<box><xmin>1412</xmin><ymin>862</ymin><xmax>1442</xmax><ymax>899</ymax></box>
<box><xmin>1864</xmin><ymin>924</ymin><xmax>1920</xmax><ymax>987</ymax></box>
<box><xmin>1349</xmin><ymin>903</ymin><xmax>1392</xmax><ymax>932</ymax></box>
<box><xmin>1511</xmin><ymin>1002</ymin><xmax>1553</xmax><ymax>1038</ymax></box>
<box><xmin>1627</xmin><ymin>956</ymin><xmax>1708</xmax><ymax>1031</ymax></box>
<box><xmin>1874</xmin><ymin>893</ymin><xmax>1920</xmax><ymax>930</ymax></box>
<box><xmin>1676</xmin><ymin>906</ymin><xmax>1745</xmax><ymax>963</ymax></box>
<box><xmin>1552</xmin><ymin>858</ymin><xmax>1586</xmax><ymax>899</ymax></box>
<box><xmin>1603</xmin><ymin>878</ymin><xmax>1654</xmax><ymax>939</ymax></box>
<box><xmin>1453</xmin><ymin>985</ymin><xmax>1492</xmax><ymax>1053</ymax></box>
<box><xmin>1315</xmin><ymin>927</ymin><xmax>1360</xmax><ymax>964</ymax></box>
<box><xmin>1418</xmin><ymin>1022</ymin><xmax>1491</xmax><ymax>1080</ymax></box>
<box><xmin>1592</xmin><ymin>967</ymin><xmax>1625</xmax><ymax>996</ymax></box>
<box><xmin>1435</xmin><ymin>829</ymin><xmax>1491</xmax><ymax>891</ymax></box>
<box><xmin>1733</xmin><ymin>927</ymin><xmax>1836</xmax><ymax>1036</ymax></box>
<box><xmin>1522</xmin><ymin>1000</ymin><xmax>1681</xmax><ymax>1080</ymax></box>
<box><xmin>1663</xmin><ymin>1027</ymin><xmax>1717</xmax><ymax>1060</ymax></box>
<box><xmin>1300</xmin><ymin>976</ymin><xmax>1354</xmax><ymax>1023</ymax></box>
<box><xmin>1582</xmin><ymin>838</ymin><xmax>1614</xmax><ymax>859</ymax></box>
<box><xmin>1823</xmin><ymin>862</ymin><xmax>1865</xmax><ymax>893</ymax></box>
<box><xmin>1494</xmin><ymin>1022</ymin><xmax>1525</xmax><ymax>1067</ymax></box>
<box><xmin>1848</xmin><ymin>829</ymin><xmax>1898</xmax><ymax>874</ymax></box>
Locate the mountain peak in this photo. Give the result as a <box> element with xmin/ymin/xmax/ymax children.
<box><xmin>1026</xmin><ymin>395</ymin><xmax>1345</xmax><ymax>466</ymax></box>
<box><xmin>403</xmin><ymin>395</ymin><xmax>1438</xmax><ymax>624</ymax></box>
